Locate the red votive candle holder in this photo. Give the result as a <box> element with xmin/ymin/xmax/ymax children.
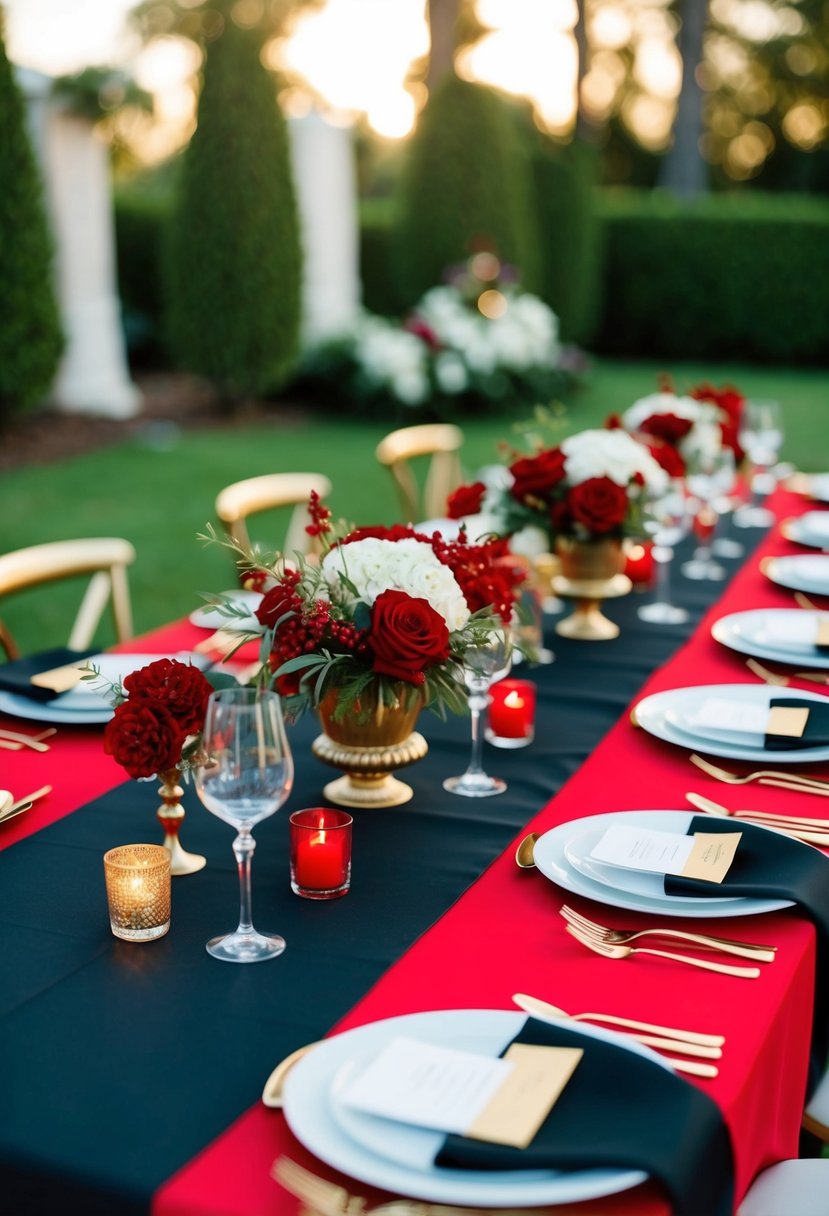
<box><xmin>290</xmin><ymin>808</ymin><xmax>353</xmax><ymax>900</ymax></box>
<box><xmin>485</xmin><ymin>679</ymin><xmax>536</xmax><ymax>749</ymax></box>
<box><xmin>623</xmin><ymin>541</ymin><xmax>655</xmax><ymax>589</ymax></box>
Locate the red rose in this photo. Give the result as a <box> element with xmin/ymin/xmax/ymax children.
<box><xmin>369</xmin><ymin>589</ymin><xmax>450</xmax><ymax>685</ymax></box>
<box><xmin>104</xmin><ymin>699</ymin><xmax>185</xmax><ymax>780</ymax></box>
<box><xmin>690</xmin><ymin>383</ymin><xmax>745</xmax><ymax>460</ymax></box>
<box><xmin>508</xmin><ymin>448</ymin><xmax>567</xmax><ymax>504</ymax></box>
<box><xmin>645</xmin><ymin>437</ymin><xmax>686</xmax><ymax>479</ymax></box>
<box><xmin>340</xmin><ymin>524</ymin><xmax>426</xmax><ymax>545</ymax></box>
<box><xmin>638</xmin><ymin>413</ymin><xmax>694</xmax><ymax>445</ymax></box>
<box><xmin>122</xmin><ymin>658</ymin><xmax>212</xmax><ymax>736</ymax></box>
<box><xmin>567</xmin><ymin>477</ymin><xmax>629</xmax><ymax>535</ymax></box>
<box><xmin>446</xmin><ymin>481</ymin><xmax>486</xmax><ymax>520</ymax></box>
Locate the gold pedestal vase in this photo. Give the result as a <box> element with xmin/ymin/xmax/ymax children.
<box><xmin>157</xmin><ymin>768</ymin><xmax>207</xmax><ymax>875</ymax></box>
<box><xmin>552</xmin><ymin>537</ymin><xmax>631</xmax><ymax>641</ymax></box>
<box><xmin>311</xmin><ymin>686</ymin><xmax>428</xmax><ymax>809</ymax></box>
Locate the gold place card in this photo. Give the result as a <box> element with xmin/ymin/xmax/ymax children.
<box><xmin>680</xmin><ymin>832</ymin><xmax>742</xmax><ymax>884</ymax></box>
<box><xmin>465</xmin><ymin>1042</ymin><xmax>583</xmax><ymax>1148</ymax></box>
<box><xmin>766</xmin><ymin>705</ymin><xmax>810</xmax><ymax>739</ymax></box>
<box><xmin>591</xmin><ymin>824</ymin><xmax>742</xmax><ymax>884</ymax></box>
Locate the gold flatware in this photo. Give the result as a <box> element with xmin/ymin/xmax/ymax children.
<box><xmin>690</xmin><ymin>753</ymin><xmax>829</xmax><ymax>795</ymax></box>
<box><xmin>794</xmin><ymin>670</ymin><xmax>829</xmax><ymax>684</ymax></box>
<box><xmin>0</xmin><ymin>801</ymin><xmax>33</xmax><ymax>824</ymax></box>
<box><xmin>512</xmin><ymin>991</ymin><xmax>721</xmax><ymax>1059</ymax></box>
<box><xmin>746</xmin><ymin>658</ymin><xmax>790</xmax><ymax>686</ymax></box>
<box><xmin>273</xmin><ymin>1155</ymin><xmax>569</xmax><ymax>1216</ymax></box>
<box><xmin>686</xmin><ymin>791</ymin><xmax>829</xmax><ymax>846</ymax></box>
<box><xmin>565</xmin><ymin>922</ymin><xmax>761</xmax><ymax>980</ymax></box>
<box><xmin>795</xmin><ymin>591</ymin><xmax>824</xmax><ymax>612</ymax></box>
<box><xmin>6</xmin><ymin>785</ymin><xmax>52</xmax><ymax>815</ymax></box>
<box><xmin>511</xmin><ymin>993</ymin><xmax>724</xmax><ymax>1047</ymax></box>
<box><xmin>0</xmin><ymin>728</ymin><xmax>53</xmax><ymax>752</ymax></box>
<box><xmin>193</xmin><ymin>629</ymin><xmax>244</xmax><ymax>657</ymax></box>
<box><xmin>261</xmin><ymin>1042</ymin><xmax>321</xmax><ymax>1108</ymax></box>
<box><xmin>560</xmin><ymin>903</ymin><xmax>775</xmax><ymax>963</ymax></box>
<box><xmin>514</xmin><ymin>831</ymin><xmax>539</xmax><ymax>869</ymax></box>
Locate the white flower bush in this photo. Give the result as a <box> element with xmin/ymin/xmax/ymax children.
<box><xmin>321</xmin><ymin>537</ymin><xmax>471</xmax><ymax>631</ymax></box>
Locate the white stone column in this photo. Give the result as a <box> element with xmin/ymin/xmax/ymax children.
<box><xmin>289</xmin><ymin>112</ymin><xmax>360</xmax><ymax>346</ymax></box>
<box><xmin>19</xmin><ymin>68</ymin><xmax>142</xmax><ymax>418</ymax></box>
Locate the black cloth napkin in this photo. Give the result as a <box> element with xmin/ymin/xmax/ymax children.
<box><xmin>0</xmin><ymin>648</ymin><xmax>98</xmax><ymax>704</ymax></box>
<box><xmin>435</xmin><ymin>1017</ymin><xmax>734</xmax><ymax>1216</ymax></box>
<box><xmin>764</xmin><ymin>696</ymin><xmax>829</xmax><ymax>750</ymax></box>
<box><xmin>667</xmin><ymin>815</ymin><xmax>829</xmax><ymax>1087</ymax></box>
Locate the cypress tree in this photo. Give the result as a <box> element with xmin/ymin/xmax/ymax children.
<box><xmin>394</xmin><ymin>75</ymin><xmax>538</xmax><ymax>305</ymax></box>
<box><xmin>166</xmin><ymin>15</ymin><xmax>301</xmax><ymax>406</ymax></box>
<box><xmin>0</xmin><ymin>18</ymin><xmax>64</xmax><ymax>419</ymax></box>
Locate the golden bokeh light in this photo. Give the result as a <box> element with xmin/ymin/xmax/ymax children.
<box><xmin>782</xmin><ymin>103</ymin><xmax>826</xmax><ymax>150</ymax></box>
<box><xmin>477</xmin><ymin>289</ymin><xmax>508</xmax><ymax>319</ymax></box>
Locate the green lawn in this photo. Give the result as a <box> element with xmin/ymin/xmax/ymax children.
<box><xmin>2</xmin><ymin>356</ymin><xmax>828</xmax><ymax>655</ymax></box>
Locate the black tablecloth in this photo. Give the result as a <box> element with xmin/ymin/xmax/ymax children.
<box><xmin>0</xmin><ymin>532</ymin><xmax>750</xmax><ymax>1214</ymax></box>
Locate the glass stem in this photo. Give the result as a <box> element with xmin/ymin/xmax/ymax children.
<box><xmin>465</xmin><ymin>685</ymin><xmax>489</xmax><ymax>777</ymax></box>
<box><xmin>653</xmin><ymin>545</ymin><xmax>673</xmax><ymax>607</ymax></box>
<box><xmin>233</xmin><ymin>830</ymin><xmax>256</xmax><ymax>936</ymax></box>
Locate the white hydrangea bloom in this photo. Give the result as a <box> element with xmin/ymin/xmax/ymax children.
<box><xmin>622</xmin><ymin>393</ymin><xmax>723</xmax><ymax>467</ymax></box>
<box><xmin>561</xmin><ymin>429</ymin><xmax>668</xmax><ymax>492</ymax></box>
<box><xmin>322</xmin><ymin>537</ymin><xmax>471</xmax><ymax>631</ymax></box>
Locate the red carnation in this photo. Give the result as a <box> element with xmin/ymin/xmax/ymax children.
<box><xmin>447</xmin><ymin>481</ymin><xmax>486</xmax><ymax>520</ymax></box>
<box><xmin>104</xmin><ymin>699</ymin><xmax>185</xmax><ymax>780</ymax></box>
<box><xmin>122</xmin><ymin>658</ymin><xmax>212</xmax><ymax>736</ymax></box>
<box><xmin>508</xmin><ymin>448</ymin><xmax>567</xmax><ymax>504</ymax></box>
<box><xmin>567</xmin><ymin>477</ymin><xmax>629</xmax><ymax>535</ymax></box>
<box><xmin>369</xmin><ymin>590</ymin><xmax>450</xmax><ymax>685</ymax></box>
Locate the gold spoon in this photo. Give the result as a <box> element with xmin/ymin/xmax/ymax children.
<box><xmin>514</xmin><ymin>832</ymin><xmax>539</xmax><ymax>869</ymax></box>
<box><xmin>261</xmin><ymin>1042</ymin><xmax>321</xmax><ymax>1108</ymax></box>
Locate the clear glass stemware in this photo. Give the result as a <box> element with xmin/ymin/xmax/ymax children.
<box><xmin>682</xmin><ymin>448</ymin><xmax>737</xmax><ymax>581</ymax></box>
<box><xmin>733</xmin><ymin>399</ymin><xmax>784</xmax><ymax>529</ymax></box>
<box><xmin>194</xmin><ymin>687</ymin><xmax>294</xmax><ymax>963</ymax></box>
<box><xmin>443</xmin><ymin>627</ymin><xmax>513</xmax><ymax>797</ymax></box>
<box><xmin>637</xmin><ymin>479</ymin><xmax>690</xmax><ymax>624</ymax></box>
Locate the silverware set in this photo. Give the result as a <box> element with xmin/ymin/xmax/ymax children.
<box><xmin>746</xmin><ymin>656</ymin><xmax>829</xmax><ymax>687</ymax></box>
<box><xmin>0</xmin><ymin>784</ymin><xmax>52</xmax><ymax>825</ymax></box>
<box><xmin>690</xmin><ymin>752</ymin><xmax>829</xmax><ymax>796</ymax></box>
<box><xmin>687</xmin><ymin>790</ymin><xmax>829</xmax><ymax>845</ymax></box>
<box><xmin>563</xmin><ymin>915</ymin><xmax>762</xmax><ymax>981</ymax></box>
<box><xmin>0</xmin><ymin>726</ymin><xmax>56</xmax><ymax>752</ymax></box>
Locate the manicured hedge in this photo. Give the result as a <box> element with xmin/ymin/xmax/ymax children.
<box><xmin>597</xmin><ymin>191</ymin><xmax>829</xmax><ymax>363</ymax></box>
<box><xmin>113</xmin><ymin>186</ymin><xmax>171</xmax><ymax>363</ymax></box>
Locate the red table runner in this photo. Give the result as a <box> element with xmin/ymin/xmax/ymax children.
<box><xmin>2</xmin><ymin>488</ymin><xmax>822</xmax><ymax>1216</ymax></box>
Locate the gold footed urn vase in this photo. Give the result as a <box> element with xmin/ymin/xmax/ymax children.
<box><xmin>311</xmin><ymin>686</ymin><xmax>428</xmax><ymax>809</ymax></box>
<box><xmin>552</xmin><ymin>536</ymin><xmax>632</xmax><ymax>641</ymax></box>
<box><xmin>157</xmin><ymin>768</ymin><xmax>207</xmax><ymax>876</ymax></box>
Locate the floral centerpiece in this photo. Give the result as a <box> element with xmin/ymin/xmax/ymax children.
<box><xmin>296</xmin><ymin>252</ymin><xmax>570</xmax><ymax>417</ymax></box>
<box><xmin>214</xmin><ymin>494</ymin><xmax>525</xmax><ymax>807</ymax></box>
<box><xmin>448</xmin><ymin>426</ymin><xmax>667</xmax><ymax>550</ymax></box>
<box><xmin>688</xmin><ymin>382</ymin><xmax>747</xmax><ymax>463</ymax></box>
<box><xmin>616</xmin><ymin>391</ymin><xmax>724</xmax><ymax>479</ymax></box>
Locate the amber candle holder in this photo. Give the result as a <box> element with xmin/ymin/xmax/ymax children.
<box><xmin>103</xmin><ymin>844</ymin><xmax>171</xmax><ymax>942</ymax></box>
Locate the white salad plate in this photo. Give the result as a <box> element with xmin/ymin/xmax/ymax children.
<box><xmin>533</xmin><ymin>810</ymin><xmax>792</xmax><ymax>918</ymax></box>
<box><xmin>634</xmin><ymin>682</ymin><xmax>829</xmax><ymax>763</ymax></box>
<box><xmin>712</xmin><ymin>609</ymin><xmax>829</xmax><ymax>669</ymax></box>
<box><xmin>780</xmin><ymin>513</ymin><xmax>829</xmax><ymax>551</ymax></box>
<box><xmin>283</xmin><ymin>1008</ymin><xmax>660</xmax><ymax>1207</ymax></box>
<box><xmin>761</xmin><ymin>554</ymin><xmax>829</xmax><ymax>597</ymax></box>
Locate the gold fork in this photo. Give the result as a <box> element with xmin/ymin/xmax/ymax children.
<box><xmin>560</xmin><ymin>904</ymin><xmax>776</xmax><ymax>963</ymax></box>
<box><xmin>565</xmin><ymin>922</ymin><xmax>761</xmax><ymax>980</ymax></box>
<box><xmin>746</xmin><ymin>658</ymin><xmax>829</xmax><ymax>687</ymax></box>
<box><xmin>272</xmin><ymin>1156</ymin><xmax>534</xmax><ymax>1216</ymax></box>
<box><xmin>690</xmin><ymin>753</ymin><xmax>829</xmax><ymax>794</ymax></box>
<box><xmin>0</xmin><ymin>727</ymin><xmax>56</xmax><ymax>752</ymax></box>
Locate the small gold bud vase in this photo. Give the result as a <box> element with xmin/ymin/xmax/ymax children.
<box><xmin>157</xmin><ymin>768</ymin><xmax>207</xmax><ymax>876</ymax></box>
<box><xmin>552</xmin><ymin>537</ymin><xmax>632</xmax><ymax>641</ymax></box>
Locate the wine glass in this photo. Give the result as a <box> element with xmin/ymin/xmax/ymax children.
<box><xmin>681</xmin><ymin>447</ymin><xmax>736</xmax><ymax>581</ymax></box>
<box><xmin>443</xmin><ymin>626</ymin><xmax>513</xmax><ymax>797</ymax></box>
<box><xmin>637</xmin><ymin>479</ymin><xmax>691</xmax><ymax>624</ymax></box>
<box><xmin>194</xmin><ymin>687</ymin><xmax>294</xmax><ymax>963</ymax></box>
<box><xmin>734</xmin><ymin>399</ymin><xmax>784</xmax><ymax>529</ymax></box>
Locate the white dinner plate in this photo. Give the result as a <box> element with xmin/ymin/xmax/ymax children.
<box><xmin>712</xmin><ymin>609</ymin><xmax>829</xmax><ymax>669</ymax></box>
<box><xmin>634</xmin><ymin>682</ymin><xmax>829</xmax><ymax>763</ymax></box>
<box><xmin>762</xmin><ymin>554</ymin><xmax>829</xmax><ymax>597</ymax></box>
<box><xmin>533</xmin><ymin>810</ymin><xmax>792</xmax><ymax>918</ymax></box>
<box><xmin>562</xmin><ymin>825</ymin><xmax>739</xmax><ymax>904</ymax></box>
<box><xmin>781</xmin><ymin>513</ymin><xmax>829</xmax><ymax>552</ymax></box>
<box><xmin>283</xmin><ymin>1008</ymin><xmax>653</xmax><ymax>1207</ymax></box>
<box><xmin>189</xmin><ymin>589</ymin><xmax>263</xmax><ymax>632</ymax></box>
<box><xmin>0</xmin><ymin>652</ymin><xmax>208</xmax><ymax>725</ymax></box>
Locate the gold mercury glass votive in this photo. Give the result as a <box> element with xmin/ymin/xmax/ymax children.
<box><xmin>103</xmin><ymin>844</ymin><xmax>172</xmax><ymax>942</ymax></box>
